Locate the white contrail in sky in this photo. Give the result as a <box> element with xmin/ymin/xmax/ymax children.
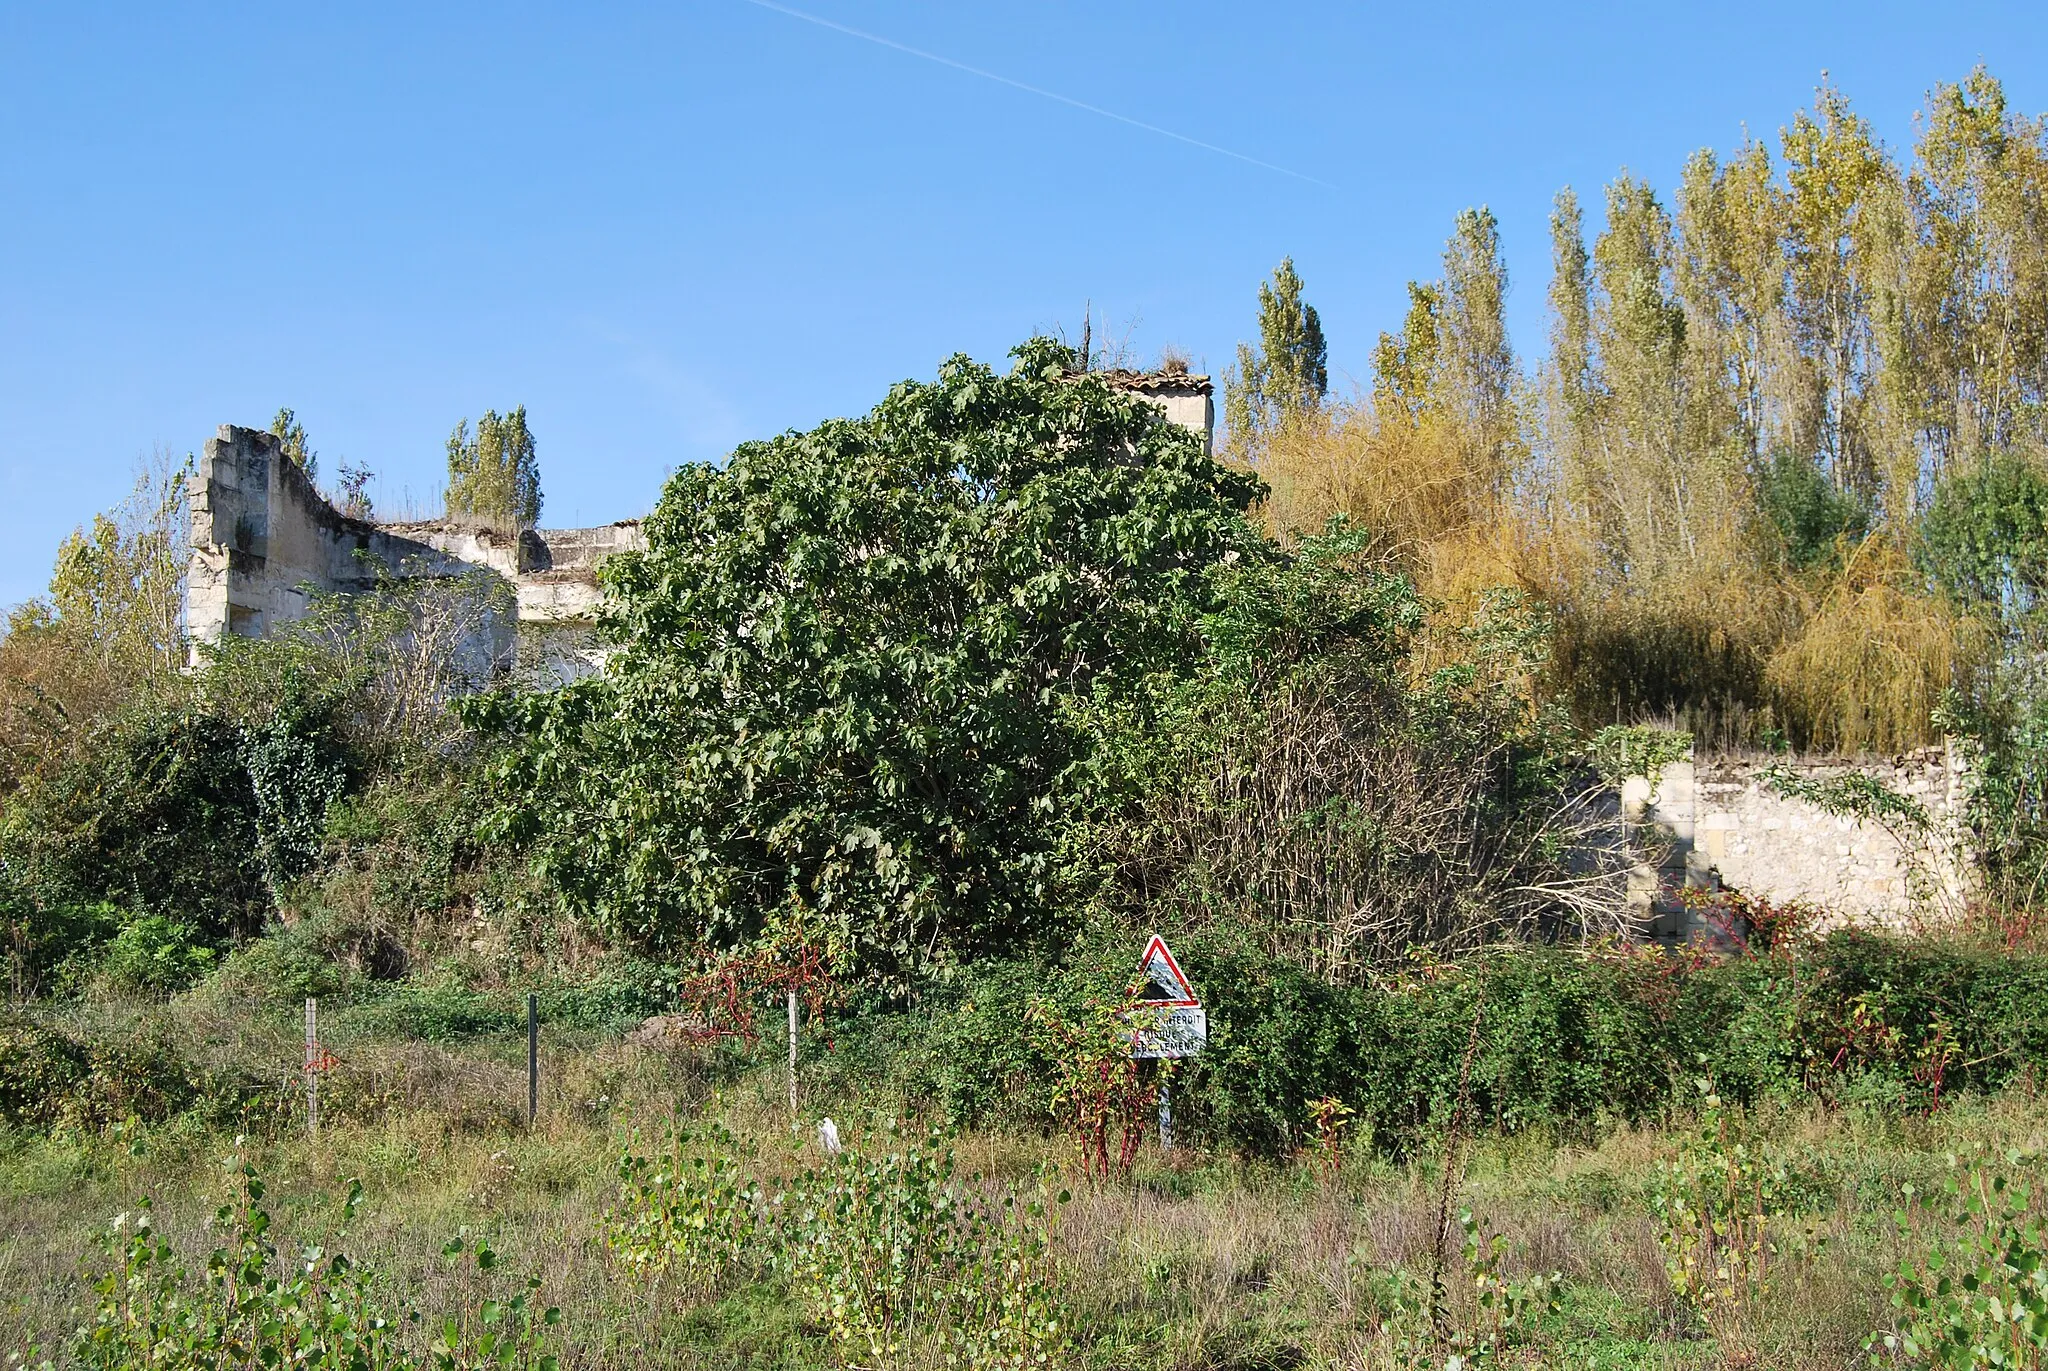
<box><xmin>740</xmin><ymin>0</ymin><xmax>1333</xmax><ymax>189</ymax></box>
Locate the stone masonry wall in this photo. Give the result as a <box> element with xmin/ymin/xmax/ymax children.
<box><xmin>186</xmin><ymin>424</ymin><xmax>643</xmax><ymax>686</ymax></box>
<box><xmin>1620</xmin><ymin>750</ymin><xmax>1971</xmax><ymax>937</ymax></box>
<box><xmin>1694</xmin><ymin>751</ymin><xmax>1970</xmax><ymax>923</ymax></box>
<box><xmin>188</xmin><ymin>426</ymin><xmax>482</xmax><ymax>646</ymax></box>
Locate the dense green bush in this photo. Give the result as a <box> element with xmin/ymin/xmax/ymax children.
<box><xmin>1915</xmin><ymin>452</ymin><xmax>2048</xmax><ymax>907</ymax></box>
<box><xmin>0</xmin><ymin>887</ymin><xmax>118</xmax><ymax>998</ymax></box>
<box><xmin>0</xmin><ymin>575</ymin><xmax>499</xmax><ymax>997</ymax></box>
<box><xmin>95</xmin><ymin>915</ymin><xmax>216</xmax><ymax>995</ymax></box>
<box><xmin>0</xmin><ymin>1014</ymin><xmax>88</xmax><ymax>1124</ymax></box>
<box><xmin>821</xmin><ymin>930</ymin><xmax>2048</xmax><ymax>1160</ymax></box>
<box><xmin>207</xmin><ymin>922</ymin><xmax>355</xmax><ymax>1005</ymax></box>
<box><xmin>293</xmin><ymin>775</ymin><xmax>479</xmax><ymax>962</ymax></box>
<box><xmin>1801</xmin><ymin>931</ymin><xmax>2048</xmax><ymax>1094</ymax></box>
<box><xmin>0</xmin><ymin>1012</ymin><xmax>278</xmax><ymax>1130</ymax></box>
<box><xmin>1</xmin><ymin>710</ymin><xmax>271</xmax><ymax>947</ymax></box>
<box><xmin>466</xmin><ymin>339</ymin><xmax>1265</xmax><ymax>991</ymax></box>
<box><xmin>1756</xmin><ymin>447</ymin><xmax>1871</xmax><ymax>572</ymax></box>
<box><xmin>0</xmin><ymin>677</ymin><xmax>354</xmax><ymax>987</ymax></box>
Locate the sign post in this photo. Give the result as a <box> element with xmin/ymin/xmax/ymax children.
<box><xmin>1127</xmin><ymin>935</ymin><xmax>1204</xmax><ymax>1151</ymax></box>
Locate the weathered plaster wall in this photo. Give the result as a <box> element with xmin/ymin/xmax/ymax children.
<box><xmin>190</xmin><ymin>426</ymin><xmax>480</xmax><ymax>646</ymax></box>
<box><xmin>1086</xmin><ymin>370</ymin><xmax>1216</xmax><ymax>455</ymax></box>
<box><xmin>1142</xmin><ymin>387</ymin><xmax>1215</xmax><ymax>453</ymax></box>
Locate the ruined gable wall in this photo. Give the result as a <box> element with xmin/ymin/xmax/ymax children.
<box><xmin>189</xmin><ymin>425</ymin><xmax>374</xmax><ymax>643</ymax></box>
<box><xmin>186</xmin><ymin>424</ymin><xmax>643</xmax><ymax>686</ymax></box>
<box><xmin>188</xmin><ymin>425</ymin><xmax>498</xmax><ymax>649</ymax></box>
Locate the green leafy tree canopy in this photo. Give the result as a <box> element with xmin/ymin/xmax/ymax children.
<box><xmin>445</xmin><ymin>406</ymin><xmax>542</xmax><ymax>528</ymax></box>
<box><xmin>466</xmin><ymin>340</ymin><xmax>1264</xmax><ymax>990</ymax></box>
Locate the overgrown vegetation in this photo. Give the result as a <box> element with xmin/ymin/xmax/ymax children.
<box><xmin>1237</xmin><ymin>66</ymin><xmax>2048</xmax><ymax>766</ymax></box>
<box><xmin>8</xmin><ymin>60</ymin><xmax>2048</xmax><ymax>1371</ymax></box>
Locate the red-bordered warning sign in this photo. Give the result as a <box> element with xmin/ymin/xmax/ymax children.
<box><xmin>1134</xmin><ymin>935</ymin><xmax>1199</xmax><ymax>1007</ymax></box>
<box><xmin>1130</xmin><ymin>935</ymin><xmax>1205</xmax><ymax>1059</ymax></box>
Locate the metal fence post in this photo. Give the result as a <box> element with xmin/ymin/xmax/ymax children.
<box><xmin>527</xmin><ymin>993</ymin><xmax>539</xmax><ymax>1129</ymax></box>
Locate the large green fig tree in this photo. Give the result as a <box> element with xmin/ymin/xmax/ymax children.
<box><xmin>468</xmin><ymin>341</ymin><xmax>1262</xmax><ymax>989</ymax></box>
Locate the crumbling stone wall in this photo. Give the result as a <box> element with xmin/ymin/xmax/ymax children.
<box><xmin>188</xmin><ymin>426</ymin><xmax>480</xmax><ymax>645</ymax></box>
<box><xmin>185</xmin><ymin>424</ymin><xmax>642</xmax><ymax>686</ymax></box>
<box><xmin>1620</xmin><ymin>749</ymin><xmax>1972</xmax><ymax>938</ymax></box>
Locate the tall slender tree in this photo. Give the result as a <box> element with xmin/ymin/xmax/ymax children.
<box><xmin>1583</xmin><ymin>177</ymin><xmax>1698</xmax><ymax>576</ymax></box>
<box><xmin>1548</xmin><ymin>188</ymin><xmax>1595</xmax><ymax>434</ymax></box>
<box><xmin>1782</xmin><ymin>80</ymin><xmax>1903</xmax><ymax>498</ymax></box>
<box><xmin>1676</xmin><ymin>140</ymin><xmax>1790</xmax><ymax>467</ymax></box>
<box><xmin>446</xmin><ymin>406</ymin><xmax>543</xmax><ymax>528</ymax></box>
<box><xmin>1225</xmin><ymin>258</ymin><xmax>1328</xmax><ymax>447</ymax></box>
<box><xmin>1438</xmin><ymin>207</ymin><xmax>1517</xmax><ymax>483</ymax></box>
<box><xmin>1905</xmin><ymin>66</ymin><xmax>2048</xmax><ymax>469</ymax></box>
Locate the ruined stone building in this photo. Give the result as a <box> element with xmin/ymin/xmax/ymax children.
<box><xmin>181</xmin><ymin>366</ymin><xmax>1218</xmax><ymax>683</ymax></box>
<box><xmin>180</xmin><ymin>371</ymin><xmax>1972</xmax><ymax>930</ymax></box>
<box><xmin>185</xmin><ymin>424</ymin><xmax>645</xmax><ymax>686</ymax></box>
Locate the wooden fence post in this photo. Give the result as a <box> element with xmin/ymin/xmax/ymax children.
<box><xmin>787</xmin><ymin>990</ymin><xmax>799</xmax><ymax>1125</ymax></box>
<box><xmin>304</xmin><ymin>997</ymin><xmax>318</xmax><ymax>1137</ymax></box>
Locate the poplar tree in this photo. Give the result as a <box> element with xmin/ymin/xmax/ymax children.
<box><xmin>1548</xmin><ymin>188</ymin><xmax>1595</xmax><ymax>431</ymax></box>
<box><xmin>1586</xmin><ymin>177</ymin><xmax>1695</xmax><ymax>576</ymax></box>
<box><xmin>1675</xmin><ymin>141</ymin><xmax>1789</xmax><ymax>466</ymax></box>
<box><xmin>1225</xmin><ymin>258</ymin><xmax>1328</xmax><ymax>445</ymax></box>
<box><xmin>1370</xmin><ymin>283</ymin><xmax>1442</xmax><ymax>422</ymax></box>
<box><xmin>445</xmin><ymin>406</ymin><xmax>543</xmax><ymax>528</ymax></box>
<box><xmin>1438</xmin><ymin>207</ymin><xmax>1517</xmax><ymax>479</ymax></box>
<box><xmin>1905</xmin><ymin>66</ymin><xmax>2048</xmax><ymax>467</ymax></box>
<box><xmin>270</xmin><ymin>408</ymin><xmax>317</xmax><ymax>480</ymax></box>
<box><xmin>1782</xmin><ymin>80</ymin><xmax>1901</xmax><ymax>497</ymax></box>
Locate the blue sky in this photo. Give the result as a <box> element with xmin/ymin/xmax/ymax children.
<box><xmin>4</xmin><ymin>1</ymin><xmax>2045</xmax><ymax>609</ymax></box>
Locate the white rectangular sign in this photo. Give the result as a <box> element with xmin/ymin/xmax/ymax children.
<box><xmin>1129</xmin><ymin>1004</ymin><xmax>1206</xmax><ymax>1059</ymax></box>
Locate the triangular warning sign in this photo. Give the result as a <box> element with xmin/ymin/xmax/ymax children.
<box><xmin>1134</xmin><ymin>935</ymin><xmax>1199</xmax><ymax>1007</ymax></box>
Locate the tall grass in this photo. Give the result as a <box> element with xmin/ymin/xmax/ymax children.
<box><xmin>4</xmin><ymin>1018</ymin><xmax>2046</xmax><ymax>1370</ymax></box>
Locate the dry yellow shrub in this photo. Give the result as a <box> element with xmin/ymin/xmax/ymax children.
<box><xmin>1765</xmin><ymin>541</ymin><xmax>1989</xmax><ymax>754</ymax></box>
<box><xmin>1229</xmin><ymin>400</ymin><xmax>1979</xmax><ymax>756</ymax></box>
<box><xmin>1243</xmin><ymin>406</ymin><xmax>1493</xmax><ymax>569</ymax></box>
